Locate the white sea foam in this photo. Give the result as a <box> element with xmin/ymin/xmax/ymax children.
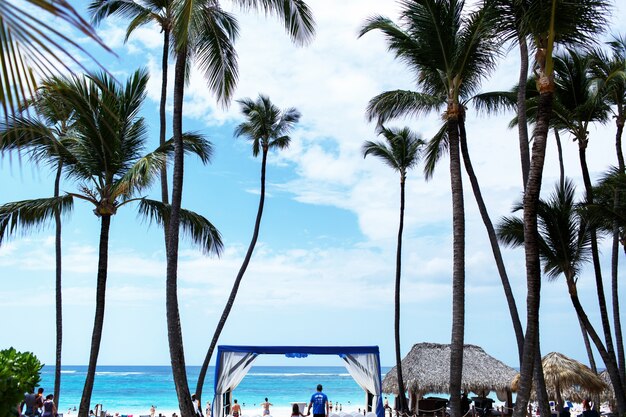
<box><xmin>95</xmin><ymin>371</ymin><xmax>145</xmax><ymax>376</ymax></box>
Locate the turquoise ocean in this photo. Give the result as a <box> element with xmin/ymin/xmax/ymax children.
<box><xmin>40</xmin><ymin>366</ymin><xmax>393</xmax><ymax>415</ymax></box>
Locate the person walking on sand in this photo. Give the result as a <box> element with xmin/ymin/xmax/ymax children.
<box><xmin>150</xmin><ymin>405</ymin><xmax>156</xmax><ymax>417</ymax></box>
<box><xmin>232</xmin><ymin>400</ymin><xmax>241</xmax><ymax>417</ymax></box>
<box><xmin>307</xmin><ymin>384</ymin><xmax>329</xmax><ymax>417</ymax></box>
<box><xmin>261</xmin><ymin>398</ymin><xmax>273</xmax><ymax>416</ymax></box>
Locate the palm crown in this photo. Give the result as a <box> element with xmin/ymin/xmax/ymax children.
<box><xmin>362</xmin><ymin>126</ymin><xmax>424</xmax><ymax>181</ymax></box>
<box><xmin>234</xmin><ymin>94</ymin><xmax>301</xmax><ymax>156</ymax></box>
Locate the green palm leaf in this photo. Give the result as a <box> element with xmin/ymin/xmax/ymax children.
<box><xmin>0</xmin><ymin>0</ymin><xmax>112</xmax><ymax>119</ymax></box>
<box><xmin>138</xmin><ymin>199</ymin><xmax>223</xmax><ymax>256</ymax></box>
<box><xmin>0</xmin><ymin>195</ymin><xmax>73</xmax><ymax>244</ymax></box>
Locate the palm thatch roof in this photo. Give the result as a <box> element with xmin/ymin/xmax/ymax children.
<box><xmin>511</xmin><ymin>352</ymin><xmax>607</xmax><ymax>401</ymax></box>
<box><xmin>382</xmin><ymin>343</ymin><xmax>517</xmax><ymax>395</ymax></box>
<box><xmin>599</xmin><ymin>370</ymin><xmax>616</xmax><ymax>410</ymax></box>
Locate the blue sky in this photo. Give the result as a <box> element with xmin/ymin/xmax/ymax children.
<box><xmin>1</xmin><ymin>0</ymin><xmax>626</xmax><ymax>369</ymax></box>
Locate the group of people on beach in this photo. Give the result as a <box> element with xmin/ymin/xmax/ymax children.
<box><xmin>220</xmin><ymin>383</ymin><xmax>332</xmax><ymax>417</ymax></box>
<box><xmin>18</xmin><ymin>387</ymin><xmax>57</xmax><ymax>417</ymax></box>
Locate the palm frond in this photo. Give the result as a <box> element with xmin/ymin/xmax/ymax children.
<box><xmin>138</xmin><ymin>199</ymin><xmax>223</xmax><ymax>256</ymax></box>
<box><xmin>423</xmin><ymin>122</ymin><xmax>449</xmax><ymax>180</ymax></box>
<box><xmin>0</xmin><ymin>195</ymin><xmax>73</xmax><ymax>245</ymax></box>
<box><xmin>470</xmin><ymin>90</ymin><xmax>517</xmax><ymax>115</ymax></box>
<box><xmin>496</xmin><ymin>215</ymin><xmax>525</xmax><ymax>248</ymax></box>
<box><xmin>158</xmin><ymin>132</ymin><xmax>214</xmax><ymax>165</ymax></box>
<box><xmin>366</xmin><ymin>90</ymin><xmax>444</xmax><ymax>124</ymax></box>
<box><xmin>233</xmin><ymin>0</ymin><xmax>315</xmax><ymax>46</ymax></box>
<box><xmin>194</xmin><ymin>5</ymin><xmax>240</xmax><ymax>106</ymax></box>
<box><xmin>0</xmin><ymin>0</ymin><xmax>112</xmax><ymax>119</ymax></box>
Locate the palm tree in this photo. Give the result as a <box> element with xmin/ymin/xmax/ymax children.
<box><xmin>0</xmin><ymin>0</ymin><xmax>111</xmax><ymax>120</ymax></box>
<box><xmin>165</xmin><ymin>0</ymin><xmax>314</xmax><ymax>412</ymax></box>
<box><xmin>504</xmin><ymin>2</ymin><xmax>610</xmax><ymax>415</ymax></box>
<box><xmin>362</xmin><ymin>126</ymin><xmax>424</xmax><ymax>414</ymax></box>
<box><xmin>497</xmin><ymin>179</ymin><xmax>626</xmax><ymax>413</ymax></box>
<box><xmin>359</xmin><ymin>2</ymin><xmax>499</xmax><ymax>414</ymax></box>
<box><xmin>0</xmin><ymin>79</ymin><xmax>77</xmax><ymax>406</ymax></box>
<box><xmin>0</xmin><ymin>69</ymin><xmax>223</xmax><ymax>417</ymax></box>
<box><xmin>194</xmin><ymin>94</ymin><xmax>301</xmax><ymax>399</ymax></box>
<box><xmin>88</xmin><ymin>0</ymin><xmax>174</xmax><ymax>216</ymax></box>
<box><xmin>591</xmin><ymin>36</ymin><xmax>626</xmax><ymax>384</ymax></box>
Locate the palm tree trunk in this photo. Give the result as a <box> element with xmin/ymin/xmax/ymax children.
<box><xmin>578</xmin><ymin>142</ymin><xmax>620</xmax><ymax>372</ymax></box>
<box><xmin>565</xmin><ymin>277</ymin><xmax>626</xmax><ymax>415</ymax></box>
<box><xmin>394</xmin><ymin>174</ymin><xmax>408</xmax><ymax>413</ymax></box>
<box><xmin>579</xmin><ymin>316</ymin><xmax>597</xmax><ymax>371</ymax></box>
<box><xmin>611</xmin><ymin>225</ymin><xmax>624</xmax><ymax>386</ymax></box>
<box><xmin>512</xmin><ymin>89</ymin><xmax>553</xmax><ymax>417</ymax></box>
<box><xmin>613</xmin><ymin>110</ymin><xmax>625</xmax><ymax>385</ymax></box>
<box><xmin>159</xmin><ymin>29</ymin><xmax>170</xmax><ymax>207</ymax></box>
<box><xmin>160</xmin><ymin>29</ymin><xmax>170</xmax><ymax>207</ymax></box>
<box><xmin>195</xmin><ymin>148</ymin><xmax>269</xmax><ymax>401</ymax></box>
<box><xmin>54</xmin><ymin>160</ymin><xmax>63</xmax><ymax>407</ymax></box>
<box><xmin>615</xmin><ymin>111</ymin><xmax>624</xmax><ymax>171</ymax></box>
<box><xmin>554</xmin><ymin>128</ymin><xmax>564</xmax><ymax>190</ymax></box>
<box><xmin>78</xmin><ymin>214</ymin><xmax>111</xmax><ymax>417</ymax></box>
<box><xmin>533</xmin><ymin>345</ymin><xmax>551</xmax><ymax>417</ymax></box>
<box><xmin>517</xmin><ymin>35</ymin><xmax>531</xmax><ymax>188</ymax></box>
<box><xmin>448</xmin><ymin>112</ymin><xmax>465</xmax><ymax>417</ymax></box>
<box><xmin>458</xmin><ymin>120</ymin><xmax>524</xmax><ymax>361</ymax></box>
<box><xmin>167</xmin><ymin>47</ymin><xmax>195</xmax><ymax>417</ymax></box>
<box><xmin>160</xmin><ymin>29</ymin><xmax>170</xmax><ymax>252</ymax></box>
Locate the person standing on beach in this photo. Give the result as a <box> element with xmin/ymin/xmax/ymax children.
<box><xmin>307</xmin><ymin>384</ymin><xmax>329</xmax><ymax>417</ymax></box>
<box><xmin>21</xmin><ymin>389</ymin><xmax>37</xmax><ymax>417</ymax></box>
<box><xmin>232</xmin><ymin>400</ymin><xmax>241</xmax><ymax>417</ymax></box>
<box><xmin>261</xmin><ymin>398</ymin><xmax>273</xmax><ymax>416</ymax></box>
<box><xmin>150</xmin><ymin>405</ymin><xmax>156</xmax><ymax>417</ymax></box>
<box><xmin>35</xmin><ymin>388</ymin><xmax>45</xmax><ymax>416</ymax></box>
<box><xmin>192</xmin><ymin>395</ymin><xmax>203</xmax><ymax>417</ymax></box>
<box><xmin>41</xmin><ymin>395</ymin><xmax>56</xmax><ymax>417</ymax></box>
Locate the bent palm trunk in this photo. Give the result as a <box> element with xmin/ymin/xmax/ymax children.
<box><xmin>167</xmin><ymin>47</ymin><xmax>195</xmax><ymax>417</ymax></box>
<box><xmin>512</xmin><ymin>89</ymin><xmax>553</xmax><ymax>417</ymax></box>
<box><xmin>394</xmin><ymin>174</ymin><xmax>408</xmax><ymax>413</ymax></box>
<box><xmin>195</xmin><ymin>148</ymin><xmax>269</xmax><ymax>401</ymax></box>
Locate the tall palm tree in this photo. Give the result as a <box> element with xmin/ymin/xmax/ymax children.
<box><xmin>0</xmin><ymin>0</ymin><xmax>111</xmax><ymax>120</ymax></box>
<box><xmin>194</xmin><ymin>94</ymin><xmax>300</xmax><ymax>399</ymax></box>
<box><xmin>591</xmin><ymin>36</ymin><xmax>626</xmax><ymax>384</ymax></box>
<box><xmin>165</xmin><ymin>0</ymin><xmax>314</xmax><ymax>413</ymax></box>
<box><xmin>0</xmin><ymin>69</ymin><xmax>223</xmax><ymax>417</ymax></box>
<box><xmin>359</xmin><ymin>1</ymin><xmax>499</xmax><ymax>414</ymax></box>
<box><xmin>362</xmin><ymin>126</ymin><xmax>424</xmax><ymax>415</ymax></box>
<box><xmin>88</xmin><ymin>0</ymin><xmax>174</xmax><ymax>215</ymax></box>
<box><xmin>506</xmin><ymin>2</ymin><xmax>609</xmax><ymax>416</ymax></box>
<box><xmin>0</xmin><ymin>79</ymin><xmax>76</xmax><ymax>407</ymax></box>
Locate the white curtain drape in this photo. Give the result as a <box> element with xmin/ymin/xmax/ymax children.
<box><xmin>341</xmin><ymin>353</ymin><xmax>382</xmax><ymax>417</ymax></box>
<box><xmin>213</xmin><ymin>352</ymin><xmax>258</xmax><ymax>417</ymax></box>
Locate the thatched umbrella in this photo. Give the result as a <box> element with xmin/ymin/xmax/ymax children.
<box><xmin>382</xmin><ymin>343</ymin><xmax>517</xmax><ymax>396</ymax></box>
<box><xmin>511</xmin><ymin>352</ymin><xmax>607</xmax><ymax>410</ymax></box>
<box><xmin>598</xmin><ymin>370</ymin><xmax>615</xmax><ymax>411</ymax></box>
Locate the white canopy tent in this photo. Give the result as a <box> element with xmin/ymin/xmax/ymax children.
<box><xmin>212</xmin><ymin>346</ymin><xmax>384</xmax><ymax>417</ymax></box>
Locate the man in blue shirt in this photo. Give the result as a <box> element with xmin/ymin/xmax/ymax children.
<box><xmin>307</xmin><ymin>384</ymin><xmax>329</xmax><ymax>417</ymax></box>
